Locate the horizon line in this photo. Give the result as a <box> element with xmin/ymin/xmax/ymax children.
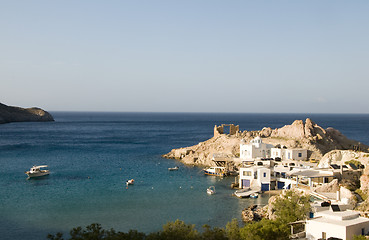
<box><xmin>48</xmin><ymin>110</ymin><xmax>369</xmax><ymax>115</ymax></box>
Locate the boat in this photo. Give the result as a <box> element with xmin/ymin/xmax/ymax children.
<box><xmin>25</xmin><ymin>165</ymin><xmax>50</xmax><ymax>178</ymax></box>
<box><xmin>203</xmin><ymin>166</ymin><xmax>226</xmax><ymax>177</ymax></box>
<box><xmin>207</xmin><ymin>186</ymin><xmax>216</xmax><ymax>195</ymax></box>
<box><xmin>250</xmin><ymin>193</ymin><xmax>259</xmax><ymax>198</ymax></box>
<box><xmin>168</xmin><ymin>166</ymin><xmax>179</xmax><ymax>171</ymax></box>
<box><xmin>234</xmin><ymin>188</ymin><xmax>260</xmax><ymax>198</ymax></box>
<box><xmin>126</xmin><ymin>179</ymin><xmax>134</xmax><ymax>185</ymax></box>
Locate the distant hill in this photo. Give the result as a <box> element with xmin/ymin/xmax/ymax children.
<box><xmin>0</xmin><ymin>103</ymin><xmax>54</xmax><ymax>124</ymax></box>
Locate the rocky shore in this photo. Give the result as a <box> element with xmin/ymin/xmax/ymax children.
<box><xmin>163</xmin><ymin>118</ymin><xmax>369</xmax><ymax>166</ymax></box>
<box><xmin>0</xmin><ymin>103</ymin><xmax>54</xmax><ymax>124</ymax></box>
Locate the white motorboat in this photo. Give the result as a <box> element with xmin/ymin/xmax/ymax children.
<box><xmin>203</xmin><ymin>166</ymin><xmax>226</xmax><ymax>177</ymax></box>
<box><xmin>207</xmin><ymin>186</ymin><xmax>216</xmax><ymax>195</ymax></box>
<box><xmin>234</xmin><ymin>188</ymin><xmax>260</xmax><ymax>198</ymax></box>
<box><xmin>168</xmin><ymin>166</ymin><xmax>179</xmax><ymax>171</ymax></box>
<box><xmin>25</xmin><ymin>165</ymin><xmax>49</xmax><ymax>178</ymax></box>
<box><xmin>126</xmin><ymin>179</ymin><xmax>134</xmax><ymax>186</ymax></box>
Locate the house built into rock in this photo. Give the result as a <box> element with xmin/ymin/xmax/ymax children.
<box><xmin>237</xmin><ymin>137</ymin><xmax>362</xmax><ymax>193</ymax></box>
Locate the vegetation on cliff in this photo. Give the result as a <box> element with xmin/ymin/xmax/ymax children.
<box><xmin>0</xmin><ymin>102</ymin><xmax>54</xmax><ymax>124</ymax></box>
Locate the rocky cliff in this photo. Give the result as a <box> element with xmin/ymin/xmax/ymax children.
<box><xmin>0</xmin><ymin>103</ymin><xmax>54</xmax><ymax>124</ymax></box>
<box><xmin>318</xmin><ymin>150</ymin><xmax>369</xmax><ymax>168</ymax></box>
<box><xmin>163</xmin><ymin>118</ymin><xmax>369</xmax><ymax>166</ymax></box>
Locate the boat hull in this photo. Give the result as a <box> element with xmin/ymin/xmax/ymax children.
<box><xmin>207</xmin><ymin>189</ymin><xmax>215</xmax><ymax>195</ymax></box>
<box><xmin>26</xmin><ymin>171</ymin><xmax>49</xmax><ymax>178</ymax></box>
<box><xmin>168</xmin><ymin>167</ymin><xmax>179</xmax><ymax>171</ymax></box>
<box><xmin>204</xmin><ymin>170</ymin><xmax>225</xmax><ymax>177</ymax></box>
<box><xmin>207</xmin><ymin>186</ymin><xmax>216</xmax><ymax>195</ymax></box>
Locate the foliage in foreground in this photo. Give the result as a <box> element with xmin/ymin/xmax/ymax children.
<box><xmin>48</xmin><ymin>190</ymin><xmax>312</xmax><ymax>240</ymax></box>
<box><xmin>47</xmin><ymin>219</ymin><xmax>289</xmax><ymax>240</ymax></box>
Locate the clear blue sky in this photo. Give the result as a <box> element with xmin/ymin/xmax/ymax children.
<box><xmin>1</xmin><ymin>1</ymin><xmax>368</xmax><ymax>113</ymax></box>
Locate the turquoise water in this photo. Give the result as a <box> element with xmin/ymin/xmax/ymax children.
<box><xmin>1</xmin><ymin>112</ymin><xmax>368</xmax><ymax>239</ymax></box>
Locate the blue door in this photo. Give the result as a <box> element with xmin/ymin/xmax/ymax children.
<box><xmin>242</xmin><ymin>179</ymin><xmax>250</xmax><ymax>188</ymax></box>
<box><xmin>277</xmin><ymin>181</ymin><xmax>285</xmax><ymax>189</ymax></box>
<box><xmin>261</xmin><ymin>183</ymin><xmax>269</xmax><ymax>191</ymax></box>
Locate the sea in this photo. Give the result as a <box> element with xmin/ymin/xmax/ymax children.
<box><xmin>1</xmin><ymin>112</ymin><xmax>369</xmax><ymax>240</ymax></box>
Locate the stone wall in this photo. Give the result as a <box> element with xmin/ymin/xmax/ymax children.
<box><xmin>214</xmin><ymin>124</ymin><xmax>239</xmax><ymax>137</ymax></box>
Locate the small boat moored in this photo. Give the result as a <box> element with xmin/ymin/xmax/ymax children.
<box><xmin>25</xmin><ymin>165</ymin><xmax>50</xmax><ymax>179</ymax></box>
<box><xmin>234</xmin><ymin>188</ymin><xmax>260</xmax><ymax>198</ymax></box>
<box><xmin>250</xmin><ymin>193</ymin><xmax>259</xmax><ymax>198</ymax></box>
<box><xmin>168</xmin><ymin>166</ymin><xmax>179</xmax><ymax>171</ymax></box>
<box><xmin>203</xmin><ymin>166</ymin><xmax>226</xmax><ymax>177</ymax></box>
<box><xmin>126</xmin><ymin>179</ymin><xmax>134</xmax><ymax>186</ymax></box>
<box><xmin>207</xmin><ymin>186</ymin><xmax>216</xmax><ymax>195</ymax></box>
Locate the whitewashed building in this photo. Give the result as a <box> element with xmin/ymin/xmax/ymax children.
<box><xmin>305</xmin><ymin>209</ymin><xmax>369</xmax><ymax>240</ymax></box>
<box><xmin>239</xmin><ymin>166</ymin><xmax>271</xmax><ymax>191</ymax></box>
<box><xmin>271</xmin><ymin>147</ymin><xmax>307</xmax><ymax>161</ymax></box>
<box><xmin>240</xmin><ymin>136</ymin><xmax>274</xmax><ymax>160</ymax></box>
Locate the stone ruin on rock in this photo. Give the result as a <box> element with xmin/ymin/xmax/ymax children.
<box><xmin>214</xmin><ymin>124</ymin><xmax>240</xmax><ymax>137</ymax></box>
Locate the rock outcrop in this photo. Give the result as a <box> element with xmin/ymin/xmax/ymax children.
<box><xmin>0</xmin><ymin>103</ymin><xmax>54</xmax><ymax>124</ymax></box>
<box><xmin>241</xmin><ymin>205</ymin><xmax>268</xmax><ymax>222</ymax></box>
<box><xmin>360</xmin><ymin>166</ymin><xmax>369</xmax><ymax>195</ymax></box>
<box><xmin>318</xmin><ymin>150</ymin><xmax>369</xmax><ymax>168</ymax></box>
<box><xmin>163</xmin><ymin>118</ymin><xmax>369</xmax><ymax>166</ymax></box>
<box><xmin>314</xmin><ymin>179</ymin><xmax>340</xmax><ymax>193</ymax></box>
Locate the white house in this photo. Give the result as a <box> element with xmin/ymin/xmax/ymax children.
<box><xmin>271</xmin><ymin>147</ymin><xmax>307</xmax><ymax>161</ymax></box>
<box><xmin>240</xmin><ymin>136</ymin><xmax>274</xmax><ymax>160</ymax></box>
<box><xmin>239</xmin><ymin>166</ymin><xmax>271</xmax><ymax>191</ymax></box>
<box><xmin>273</xmin><ymin>164</ymin><xmax>293</xmax><ymax>189</ymax></box>
<box><xmin>305</xmin><ymin>209</ymin><xmax>369</xmax><ymax>240</ymax></box>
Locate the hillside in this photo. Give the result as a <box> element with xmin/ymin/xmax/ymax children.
<box><xmin>163</xmin><ymin>118</ymin><xmax>369</xmax><ymax>166</ymax></box>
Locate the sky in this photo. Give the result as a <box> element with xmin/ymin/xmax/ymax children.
<box><xmin>1</xmin><ymin>1</ymin><xmax>369</xmax><ymax>113</ymax></box>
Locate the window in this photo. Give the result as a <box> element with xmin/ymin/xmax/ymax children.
<box><xmin>243</xmin><ymin>171</ymin><xmax>251</xmax><ymax>176</ymax></box>
<box><xmin>263</xmin><ymin>172</ymin><xmax>266</xmax><ymax>178</ymax></box>
<box><xmin>298</xmin><ymin>153</ymin><xmax>302</xmax><ymax>157</ymax></box>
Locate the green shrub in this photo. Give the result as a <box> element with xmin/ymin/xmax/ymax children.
<box><xmin>355</xmin><ymin>189</ymin><xmax>368</xmax><ymax>201</ymax></box>
<box><xmin>345</xmin><ymin>159</ymin><xmax>364</xmax><ymax>169</ymax></box>
<box><xmin>272</xmin><ymin>190</ymin><xmax>311</xmax><ymax>223</ymax></box>
<box><xmin>352</xmin><ymin>235</ymin><xmax>366</xmax><ymax>240</ymax></box>
<box><xmin>240</xmin><ymin>219</ymin><xmax>289</xmax><ymax>240</ymax></box>
<box><xmin>225</xmin><ymin>219</ymin><xmax>241</xmax><ymax>240</ymax></box>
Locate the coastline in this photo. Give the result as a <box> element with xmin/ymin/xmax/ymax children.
<box><xmin>0</xmin><ymin>103</ymin><xmax>54</xmax><ymax>124</ymax></box>
<box><xmin>1</xmin><ymin>112</ymin><xmax>369</xmax><ymax>240</ymax></box>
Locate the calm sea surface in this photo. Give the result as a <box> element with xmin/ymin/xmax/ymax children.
<box><xmin>1</xmin><ymin>112</ymin><xmax>369</xmax><ymax>239</ymax></box>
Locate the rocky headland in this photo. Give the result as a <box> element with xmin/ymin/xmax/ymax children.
<box><xmin>162</xmin><ymin>118</ymin><xmax>369</xmax><ymax>167</ymax></box>
<box><xmin>0</xmin><ymin>103</ymin><xmax>54</xmax><ymax>124</ymax></box>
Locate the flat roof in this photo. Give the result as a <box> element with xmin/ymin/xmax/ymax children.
<box><xmin>287</xmin><ymin>169</ymin><xmax>333</xmax><ymax>178</ymax></box>
<box><xmin>308</xmin><ymin>210</ymin><xmax>369</xmax><ymax>227</ymax></box>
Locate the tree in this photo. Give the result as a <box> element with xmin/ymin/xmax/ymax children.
<box><xmin>272</xmin><ymin>190</ymin><xmax>311</xmax><ymax>224</ymax></box>
<box><xmin>47</xmin><ymin>232</ymin><xmax>64</xmax><ymax>240</ymax></box>
<box><xmin>225</xmin><ymin>218</ymin><xmax>240</xmax><ymax>240</ymax></box>
<box><xmin>239</xmin><ymin>219</ymin><xmax>289</xmax><ymax>240</ymax></box>
<box><xmin>47</xmin><ymin>223</ymin><xmax>146</xmax><ymax>240</ymax></box>
<box><xmin>201</xmin><ymin>225</ymin><xmax>227</xmax><ymax>240</ymax></box>
<box><xmin>147</xmin><ymin>219</ymin><xmax>199</xmax><ymax>240</ymax></box>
